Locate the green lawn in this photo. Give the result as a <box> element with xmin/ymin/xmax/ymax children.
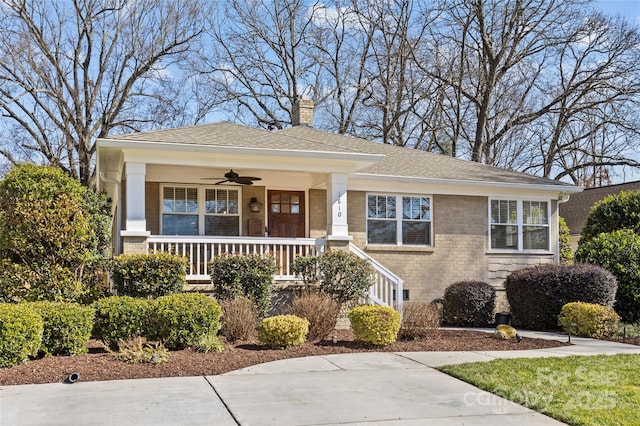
<box><xmin>440</xmin><ymin>354</ymin><xmax>640</xmax><ymax>426</ymax></box>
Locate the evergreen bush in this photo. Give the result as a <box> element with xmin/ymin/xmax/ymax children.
<box><xmin>558</xmin><ymin>302</ymin><xmax>620</xmax><ymax>338</ymax></box>
<box><xmin>506</xmin><ymin>263</ymin><xmax>617</xmax><ymax>329</ymax></box>
<box><xmin>0</xmin><ymin>164</ymin><xmax>110</xmax><ymax>303</ymax></box>
<box><xmin>575</xmin><ymin>229</ymin><xmax>640</xmax><ymax>323</ymax></box>
<box><xmin>29</xmin><ymin>301</ymin><xmax>94</xmax><ymax>356</ymax></box>
<box><xmin>318</xmin><ymin>251</ymin><xmax>373</xmax><ymax>304</ymax></box>
<box><xmin>209</xmin><ymin>254</ymin><xmax>276</xmax><ymax>318</ymax></box>
<box><xmin>148</xmin><ymin>293</ymin><xmax>222</xmax><ymax>350</ymax></box>
<box><xmin>580</xmin><ymin>190</ymin><xmax>640</xmax><ymax>243</ymax></box>
<box><xmin>443</xmin><ymin>281</ymin><xmax>495</xmax><ymax>327</ymax></box>
<box><xmin>0</xmin><ymin>303</ymin><xmax>43</xmax><ymax>367</ymax></box>
<box><xmin>559</xmin><ymin>216</ymin><xmax>573</xmax><ymax>264</ymax></box>
<box><xmin>92</xmin><ymin>296</ymin><xmax>151</xmax><ymax>350</ymax></box>
<box><xmin>348</xmin><ymin>305</ymin><xmax>401</xmax><ymax>346</ymax></box>
<box><xmin>258</xmin><ymin>315</ymin><xmax>309</xmax><ymax>348</ymax></box>
<box><xmin>111</xmin><ymin>252</ymin><xmax>188</xmax><ymax>298</ymax></box>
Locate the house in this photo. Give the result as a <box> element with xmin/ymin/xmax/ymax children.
<box><xmin>96</xmin><ymin>99</ymin><xmax>582</xmax><ymax>312</ymax></box>
<box><xmin>559</xmin><ymin>181</ymin><xmax>640</xmax><ymax>250</ymax></box>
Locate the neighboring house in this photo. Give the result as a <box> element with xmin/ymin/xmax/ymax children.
<box><xmin>559</xmin><ymin>181</ymin><xmax>640</xmax><ymax>250</ymax></box>
<box><xmin>96</xmin><ymin>100</ymin><xmax>582</xmax><ymax>311</ymax></box>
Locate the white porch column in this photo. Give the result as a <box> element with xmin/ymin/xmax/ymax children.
<box><xmin>122</xmin><ymin>162</ymin><xmax>149</xmax><ymax>236</ymax></box>
<box><xmin>326</xmin><ymin>173</ymin><xmax>351</xmax><ymax>242</ymax></box>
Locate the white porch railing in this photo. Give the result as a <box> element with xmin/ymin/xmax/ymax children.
<box><xmin>349</xmin><ymin>243</ymin><xmax>404</xmax><ymax>312</ymax></box>
<box><xmin>147</xmin><ymin>236</ymin><xmax>326</xmax><ymax>281</ymax></box>
<box><xmin>146</xmin><ymin>236</ymin><xmax>403</xmax><ymax>312</ymax></box>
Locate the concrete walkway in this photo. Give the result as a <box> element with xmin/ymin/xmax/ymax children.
<box><xmin>2</xmin><ymin>331</ymin><xmax>640</xmax><ymax>426</ymax></box>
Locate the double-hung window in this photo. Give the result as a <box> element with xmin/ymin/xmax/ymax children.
<box><xmin>367</xmin><ymin>194</ymin><xmax>431</xmax><ymax>246</ymax></box>
<box><xmin>204</xmin><ymin>188</ymin><xmax>239</xmax><ymax>236</ymax></box>
<box><xmin>162</xmin><ymin>186</ymin><xmax>240</xmax><ymax>236</ymax></box>
<box><xmin>162</xmin><ymin>187</ymin><xmax>199</xmax><ymax>235</ymax></box>
<box><xmin>490</xmin><ymin>199</ymin><xmax>549</xmax><ymax>251</ymax></box>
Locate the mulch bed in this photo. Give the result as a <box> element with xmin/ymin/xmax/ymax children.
<box><xmin>0</xmin><ymin>329</ymin><xmax>571</xmax><ymax>386</ymax></box>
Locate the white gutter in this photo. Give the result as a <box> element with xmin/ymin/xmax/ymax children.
<box><xmin>352</xmin><ymin>172</ymin><xmax>584</xmax><ymax>194</ymax></box>
<box><xmin>97</xmin><ymin>138</ymin><xmax>385</xmax><ymax>163</ymax></box>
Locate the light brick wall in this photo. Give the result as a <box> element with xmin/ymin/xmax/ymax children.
<box><xmin>347</xmin><ymin>191</ymin><xmax>558</xmax><ymax>307</ymax></box>
<box><xmin>309</xmin><ymin>189</ymin><xmax>327</xmax><ymax>238</ymax></box>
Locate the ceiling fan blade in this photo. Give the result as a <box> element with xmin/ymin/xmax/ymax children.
<box><xmin>213</xmin><ymin>179</ymin><xmax>230</xmax><ymax>185</ymax></box>
<box><xmin>235</xmin><ymin>177</ymin><xmax>255</xmax><ymax>185</ymax></box>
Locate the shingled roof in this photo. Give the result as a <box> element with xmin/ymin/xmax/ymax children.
<box><xmin>105</xmin><ymin>121</ymin><xmax>578</xmax><ymax>189</ymax></box>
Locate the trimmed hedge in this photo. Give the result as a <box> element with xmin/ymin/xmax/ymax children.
<box><xmin>92</xmin><ymin>296</ymin><xmax>151</xmax><ymax>349</ymax></box>
<box><xmin>210</xmin><ymin>254</ymin><xmax>276</xmax><ymax>318</ymax></box>
<box><xmin>29</xmin><ymin>301</ymin><xmax>94</xmax><ymax>356</ymax></box>
<box><xmin>111</xmin><ymin>252</ymin><xmax>188</xmax><ymax>298</ymax></box>
<box><xmin>348</xmin><ymin>305</ymin><xmax>401</xmax><ymax>346</ymax></box>
<box><xmin>443</xmin><ymin>281</ymin><xmax>495</xmax><ymax>327</ymax></box>
<box><xmin>0</xmin><ymin>303</ymin><xmax>43</xmax><ymax>367</ymax></box>
<box><xmin>558</xmin><ymin>302</ymin><xmax>620</xmax><ymax>338</ymax></box>
<box><xmin>505</xmin><ymin>264</ymin><xmax>618</xmax><ymax>330</ymax></box>
<box><xmin>148</xmin><ymin>293</ymin><xmax>222</xmax><ymax>350</ymax></box>
<box><xmin>258</xmin><ymin>315</ymin><xmax>309</xmax><ymax>348</ymax></box>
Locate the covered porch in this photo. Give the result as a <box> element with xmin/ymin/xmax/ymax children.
<box><xmin>97</xmin><ymin>133</ymin><xmax>403</xmax><ymax>310</ymax></box>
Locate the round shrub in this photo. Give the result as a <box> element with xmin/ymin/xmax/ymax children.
<box><xmin>111</xmin><ymin>252</ymin><xmax>188</xmax><ymax>298</ymax></box>
<box><xmin>580</xmin><ymin>190</ymin><xmax>640</xmax><ymax>243</ymax></box>
<box><xmin>348</xmin><ymin>305</ymin><xmax>401</xmax><ymax>346</ymax></box>
<box><xmin>576</xmin><ymin>229</ymin><xmax>640</xmax><ymax>323</ymax></box>
<box><xmin>210</xmin><ymin>254</ymin><xmax>276</xmax><ymax>318</ymax></box>
<box><xmin>28</xmin><ymin>301</ymin><xmax>94</xmax><ymax>356</ymax></box>
<box><xmin>506</xmin><ymin>263</ymin><xmax>618</xmax><ymax>330</ymax></box>
<box><xmin>558</xmin><ymin>302</ymin><xmax>620</xmax><ymax>338</ymax></box>
<box><xmin>443</xmin><ymin>281</ymin><xmax>495</xmax><ymax>327</ymax></box>
<box><xmin>148</xmin><ymin>293</ymin><xmax>222</xmax><ymax>350</ymax></box>
<box><xmin>0</xmin><ymin>303</ymin><xmax>43</xmax><ymax>367</ymax></box>
<box><xmin>258</xmin><ymin>315</ymin><xmax>309</xmax><ymax>348</ymax></box>
<box><xmin>92</xmin><ymin>296</ymin><xmax>151</xmax><ymax>350</ymax></box>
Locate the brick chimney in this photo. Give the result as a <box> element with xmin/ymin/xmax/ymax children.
<box><xmin>292</xmin><ymin>96</ymin><xmax>314</xmax><ymax>127</ymax></box>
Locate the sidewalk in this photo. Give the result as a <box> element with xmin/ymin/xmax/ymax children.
<box><xmin>2</xmin><ymin>331</ymin><xmax>639</xmax><ymax>426</ymax></box>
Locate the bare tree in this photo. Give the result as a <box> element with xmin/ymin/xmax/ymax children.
<box><xmin>194</xmin><ymin>0</ymin><xmax>325</xmax><ymax>130</ymax></box>
<box><xmin>350</xmin><ymin>0</ymin><xmax>435</xmax><ymax>148</ymax></box>
<box><xmin>306</xmin><ymin>1</ymin><xmax>374</xmax><ymax>134</ymax></box>
<box><xmin>0</xmin><ymin>0</ymin><xmax>206</xmax><ymax>185</ymax></box>
<box><xmin>522</xmin><ymin>14</ymin><xmax>640</xmax><ymax>182</ymax></box>
<box><xmin>415</xmin><ymin>0</ymin><xmax>640</xmax><ymax>185</ymax></box>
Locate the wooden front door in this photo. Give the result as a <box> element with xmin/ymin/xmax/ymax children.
<box><xmin>268</xmin><ymin>190</ymin><xmax>305</xmax><ymax>237</ymax></box>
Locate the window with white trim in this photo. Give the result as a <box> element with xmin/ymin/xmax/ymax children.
<box><xmin>162</xmin><ymin>187</ymin><xmax>199</xmax><ymax>235</ymax></box>
<box><xmin>490</xmin><ymin>199</ymin><xmax>549</xmax><ymax>250</ymax></box>
<box><xmin>367</xmin><ymin>194</ymin><xmax>431</xmax><ymax>246</ymax></box>
<box><xmin>162</xmin><ymin>186</ymin><xmax>240</xmax><ymax>236</ymax></box>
